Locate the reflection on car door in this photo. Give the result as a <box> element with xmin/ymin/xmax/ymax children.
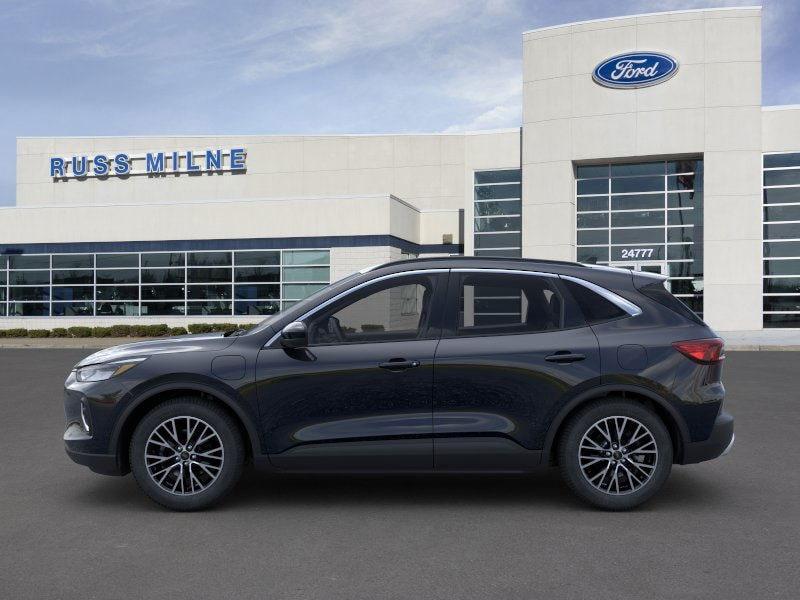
<box><xmin>256</xmin><ymin>271</ymin><xmax>447</xmax><ymax>471</ymax></box>
<box><xmin>433</xmin><ymin>270</ymin><xmax>602</xmax><ymax>471</ymax></box>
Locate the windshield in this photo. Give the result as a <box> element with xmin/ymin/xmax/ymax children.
<box><xmin>244</xmin><ymin>271</ymin><xmax>364</xmax><ymax>336</ymax></box>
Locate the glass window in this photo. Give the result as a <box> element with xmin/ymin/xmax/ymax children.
<box><xmin>667</xmin><ymin>244</ymin><xmax>694</xmax><ymax>261</ymax></box>
<box><xmin>611</xmin><ymin>176</ymin><xmax>664</xmax><ymax>194</ymax></box>
<box><xmin>577</xmin><ymin>179</ymin><xmax>608</xmax><ymax>195</ymax></box>
<box><xmin>141</xmin><ymin>268</ymin><xmax>185</xmax><ymax>283</ymax></box>
<box><xmin>474</xmin><ymin>200</ymin><xmax>521</xmax><ymax>216</ymax></box>
<box><xmin>10</xmin><ymin>287</ymin><xmax>50</xmax><ymax>301</ymax></box>
<box><xmin>474</xmin><ymin>216</ymin><xmax>521</xmax><ymax>233</ymax></box>
<box><xmin>668</xmin><ymin>192</ymin><xmax>700</xmax><ymax>209</ymax></box>
<box><xmin>235</xmin><ymin>300</ymin><xmax>280</xmax><ymax>316</ymax></box>
<box><xmin>9</xmin><ymin>270</ymin><xmax>49</xmax><ymax>285</ymax></box>
<box><xmin>474</xmin><ymin>184</ymin><xmax>521</xmax><ymax>200</ymax></box>
<box><xmin>763</xmin><ymin>188</ymin><xmax>800</xmax><ymax>204</ymax></box>
<box><xmin>577</xmin><ymin>197</ymin><xmax>608</xmax><ymax>212</ymax></box>
<box><xmin>577</xmin><ymin>213</ymin><xmax>609</xmax><ymax>229</ymax></box>
<box><xmin>611</xmin><ymin>162</ymin><xmax>664</xmax><ymax>177</ymax></box>
<box><xmin>96</xmin><ymin>269</ymin><xmax>138</xmax><ymax>284</ymax></box>
<box><xmin>765</xmin><ymin>170</ymin><xmax>800</xmax><ymax>187</ymax></box>
<box><xmin>667</xmin><ymin>160</ymin><xmax>701</xmax><ymax>174</ymax></box>
<box><xmin>52</xmin><ymin>302</ymin><xmax>94</xmax><ymax>317</ymax></box>
<box><xmin>455</xmin><ymin>273</ymin><xmax>570</xmax><ymax>334</ymax></box>
<box><xmin>141</xmin><ymin>285</ymin><xmax>185</xmax><ymax>300</ymax></box>
<box><xmin>188</xmin><ymin>252</ymin><xmax>231</xmax><ymax>267</ymax></box>
<box><xmin>764</xmin><ymin>241</ymin><xmax>800</xmax><ymax>258</ymax></box>
<box><xmin>764</xmin><ymin>223</ymin><xmax>800</xmax><ymax>240</ymax></box>
<box><xmin>8</xmin><ymin>302</ymin><xmax>49</xmax><ymax>316</ymax></box>
<box><xmin>474</xmin><ymin>248</ymin><xmax>522</xmax><ymax>258</ymax></box>
<box><xmin>283</xmin><ymin>283</ymin><xmax>327</xmax><ymax>300</ymax></box>
<box><xmin>577</xmin><ymin>247</ymin><xmax>609</xmax><ymax>263</ymax></box>
<box><xmin>763</xmin><ymin>296</ymin><xmax>800</xmax><ymax>312</ymax></box>
<box><xmin>474</xmin><ymin>170</ymin><xmax>520</xmax><ymax>184</ymax></box>
<box><xmin>309</xmin><ymin>278</ymin><xmax>434</xmax><ymax>344</ymax></box>
<box><xmin>668</xmin><ymin>210</ymin><xmax>696</xmax><ymax>226</ymax></box>
<box><xmin>562</xmin><ymin>280</ymin><xmax>627</xmax><ymax>325</ymax></box>
<box><xmin>611</xmin><ymin>211</ymin><xmax>664</xmax><ymax>228</ymax></box>
<box><xmin>52</xmin><ymin>254</ymin><xmax>93</xmax><ymax>269</ymax></box>
<box><xmin>96</xmin><ymin>254</ymin><xmax>138</xmax><ymax>268</ymax></box>
<box><xmin>53</xmin><ymin>286</ymin><xmax>94</xmax><ymax>301</ymax></box>
<box><xmin>611</xmin><ymin>228</ymin><xmax>664</xmax><ymax>245</ymax></box>
<box><xmin>577</xmin><ymin>230</ymin><xmax>608</xmax><ymax>246</ymax></box>
<box><xmin>187</xmin><ymin>268</ymin><xmax>231</xmax><ymax>283</ymax></box>
<box><xmin>96</xmin><ymin>286</ymin><xmax>138</xmax><ymax>301</ymax></box>
<box><xmin>234</xmin><ymin>284</ymin><xmax>279</xmax><ymax>300</ymax></box>
<box><xmin>763</xmin><ymin>314</ymin><xmax>800</xmax><ymax>328</ymax></box>
<box><xmin>141</xmin><ymin>302</ymin><xmax>185</xmax><ymax>316</ymax></box>
<box><xmin>283</xmin><ymin>250</ymin><xmax>329</xmax><ymax>266</ymax></box>
<box><xmin>474</xmin><ymin>232</ymin><xmax>521</xmax><ymax>249</ymax></box>
<box><xmin>9</xmin><ymin>255</ymin><xmax>48</xmax><ymax>269</ymax></box>
<box><xmin>96</xmin><ymin>302</ymin><xmax>138</xmax><ymax>316</ymax></box>
<box><xmin>764</xmin><ymin>259</ymin><xmax>800</xmax><ymax>276</ymax></box>
<box><xmin>187</xmin><ymin>285</ymin><xmax>232</xmax><ymax>300</ymax></box>
<box><xmin>187</xmin><ymin>302</ymin><xmax>232</xmax><ymax>316</ymax></box>
<box><xmin>0</xmin><ymin>271</ymin><xmax>5</xmax><ymax>285</ymax></box>
<box><xmin>234</xmin><ymin>266</ymin><xmax>280</xmax><ymax>283</ymax></box>
<box><xmin>764</xmin><ymin>153</ymin><xmax>800</xmax><ymax>168</ymax></box>
<box><xmin>667</xmin><ymin>174</ymin><xmax>698</xmax><ymax>191</ymax></box>
<box><xmin>611</xmin><ymin>194</ymin><xmax>663</xmax><ymax>210</ymax></box>
<box><xmin>763</xmin><ymin>278</ymin><xmax>800</xmax><ymax>294</ymax></box>
<box><xmin>141</xmin><ymin>253</ymin><xmax>185</xmax><ymax>268</ymax></box>
<box><xmin>667</xmin><ymin>227</ymin><xmax>694</xmax><ymax>244</ymax></box>
<box><xmin>764</xmin><ymin>205</ymin><xmax>800</xmax><ymax>223</ymax></box>
<box><xmin>576</xmin><ymin>165</ymin><xmax>609</xmax><ymax>179</ymax></box>
<box><xmin>234</xmin><ymin>251</ymin><xmax>279</xmax><ymax>266</ymax></box>
<box><xmin>611</xmin><ymin>245</ymin><xmax>664</xmax><ymax>261</ymax></box>
<box><xmin>52</xmin><ymin>270</ymin><xmax>93</xmax><ymax>284</ymax></box>
<box><xmin>282</xmin><ymin>266</ymin><xmax>330</xmax><ymax>282</ymax></box>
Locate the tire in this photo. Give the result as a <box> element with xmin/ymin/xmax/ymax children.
<box><xmin>130</xmin><ymin>397</ymin><xmax>245</xmax><ymax>511</ymax></box>
<box><xmin>558</xmin><ymin>399</ymin><xmax>673</xmax><ymax>511</ymax></box>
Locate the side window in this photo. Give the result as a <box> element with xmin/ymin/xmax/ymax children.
<box><xmin>561</xmin><ymin>279</ymin><xmax>627</xmax><ymax>324</ymax></box>
<box><xmin>456</xmin><ymin>273</ymin><xmax>567</xmax><ymax>335</ymax></box>
<box><xmin>309</xmin><ymin>277</ymin><xmax>435</xmax><ymax>345</ymax></box>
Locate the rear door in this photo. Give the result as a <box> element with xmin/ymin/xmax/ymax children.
<box><xmin>432</xmin><ymin>269</ymin><xmax>602</xmax><ymax>471</ymax></box>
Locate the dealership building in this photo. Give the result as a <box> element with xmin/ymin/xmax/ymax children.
<box><xmin>2</xmin><ymin>5</ymin><xmax>799</xmax><ymax>333</ymax></box>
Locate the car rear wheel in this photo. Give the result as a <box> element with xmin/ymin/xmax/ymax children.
<box><xmin>130</xmin><ymin>397</ymin><xmax>244</xmax><ymax>511</ymax></box>
<box><xmin>558</xmin><ymin>399</ymin><xmax>673</xmax><ymax>510</ymax></box>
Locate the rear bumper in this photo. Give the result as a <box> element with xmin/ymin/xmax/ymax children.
<box><xmin>680</xmin><ymin>410</ymin><xmax>734</xmax><ymax>464</ymax></box>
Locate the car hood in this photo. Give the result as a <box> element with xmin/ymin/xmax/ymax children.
<box><xmin>75</xmin><ymin>333</ymin><xmax>237</xmax><ymax>368</ymax></box>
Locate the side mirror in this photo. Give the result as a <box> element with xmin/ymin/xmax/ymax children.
<box><xmin>280</xmin><ymin>321</ymin><xmax>308</xmax><ymax>349</ymax></box>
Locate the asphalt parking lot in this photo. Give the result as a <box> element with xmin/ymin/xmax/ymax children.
<box><xmin>1</xmin><ymin>349</ymin><xmax>798</xmax><ymax>599</ymax></box>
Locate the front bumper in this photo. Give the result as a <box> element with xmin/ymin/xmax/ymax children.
<box><xmin>680</xmin><ymin>409</ymin><xmax>734</xmax><ymax>464</ymax></box>
<box><xmin>63</xmin><ymin>423</ymin><xmax>125</xmax><ymax>475</ymax></box>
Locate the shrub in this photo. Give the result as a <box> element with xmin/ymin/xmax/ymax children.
<box><xmin>91</xmin><ymin>327</ymin><xmax>113</xmax><ymax>338</ymax></box>
<box><xmin>212</xmin><ymin>323</ymin><xmax>239</xmax><ymax>333</ymax></box>
<box><xmin>168</xmin><ymin>327</ymin><xmax>188</xmax><ymax>336</ymax></box>
<box><xmin>108</xmin><ymin>324</ymin><xmax>132</xmax><ymax>337</ymax></box>
<box><xmin>4</xmin><ymin>328</ymin><xmax>29</xmax><ymax>338</ymax></box>
<box><xmin>51</xmin><ymin>328</ymin><xmax>69</xmax><ymax>338</ymax></box>
<box><xmin>188</xmin><ymin>323</ymin><xmax>214</xmax><ymax>334</ymax></box>
<box><xmin>28</xmin><ymin>329</ymin><xmax>51</xmax><ymax>338</ymax></box>
<box><xmin>145</xmin><ymin>324</ymin><xmax>169</xmax><ymax>337</ymax></box>
<box><xmin>129</xmin><ymin>325</ymin><xmax>149</xmax><ymax>337</ymax></box>
<box><xmin>68</xmin><ymin>326</ymin><xmax>92</xmax><ymax>338</ymax></box>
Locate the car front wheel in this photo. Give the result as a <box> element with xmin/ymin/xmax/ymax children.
<box><xmin>558</xmin><ymin>399</ymin><xmax>673</xmax><ymax>510</ymax></box>
<box><xmin>130</xmin><ymin>397</ymin><xmax>245</xmax><ymax>511</ymax></box>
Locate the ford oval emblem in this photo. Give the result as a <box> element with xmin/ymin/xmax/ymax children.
<box><xmin>593</xmin><ymin>51</ymin><xmax>678</xmax><ymax>89</ymax></box>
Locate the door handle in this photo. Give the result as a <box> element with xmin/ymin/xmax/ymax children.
<box><xmin>545</xmin><ymin>351</ymin><xmax>586</xmax><ymax>364</ymax></box>
<box><xmin>378</xmin><ymin>359</ymin><xmax>421</xmax><ymax>371</ymax></box>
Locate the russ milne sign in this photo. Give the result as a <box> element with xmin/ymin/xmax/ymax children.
<box><xmin>592</xmin><ymin>52</ymin><xmax>678</xmax><ymax>89</ymax></box>
<box><xmin>50</xmin><ymin>148</ymin><xmax>246</xmax><ymax>179</ymax></box>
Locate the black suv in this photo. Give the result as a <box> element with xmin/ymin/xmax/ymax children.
<box><xmin>63</xmin><ymin>257</ymin><xmax>733</xmax><ymax>511</ymax></box>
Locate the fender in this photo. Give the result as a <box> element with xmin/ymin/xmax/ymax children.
<box><xmin>110</xmin><ymin>374</ymin><xmax>263</xmax><ymax>459</ymax></box>
<box><xmin>541</xmin><ymin>383</ymin><xmax>691</xmax><ymax>463</ymax></box>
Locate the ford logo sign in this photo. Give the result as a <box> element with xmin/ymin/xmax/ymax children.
<box><xmin>593</xmin><ymin>52</ymin><xmax>678</xmax><ymax>89</ymax></box>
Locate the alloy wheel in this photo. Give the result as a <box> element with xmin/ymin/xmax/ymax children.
<box><xmin>144</xmin><ymin>416</ymin><xmax>225</xmax><ymax>496</ymax></box>
<box><xmin>578</xmin><ymin>415</ymin><xmax>658</xmax><ymax>495</ymax></box>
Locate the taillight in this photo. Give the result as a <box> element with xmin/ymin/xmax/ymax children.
<box><xmin>672</xmin><ymin>338</ymin><xmax>725</xmax><ymax>364</ymax></box>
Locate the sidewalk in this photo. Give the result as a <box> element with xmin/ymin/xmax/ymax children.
<box><xmin>1</xmin><ymin>331</ymin><xmax>799</xmax><ymax>350</ymax></box>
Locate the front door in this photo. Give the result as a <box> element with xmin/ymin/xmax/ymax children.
<box><xmin>256</xmin><ymin>271</ymin><xmax>447</xmax><ymax>471</ymax></box>
<box><xmin>432</xmin><ymin>270</ymin><xmax>602</xmax><ymax>471</ymax></box>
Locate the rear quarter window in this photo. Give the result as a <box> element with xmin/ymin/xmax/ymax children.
<box><xmin>561</xmin><ymin>279</ymin><xmax>628</xmax><ymax>325</ymax></box>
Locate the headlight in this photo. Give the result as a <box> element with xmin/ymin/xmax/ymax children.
<box><xmin>75</xmin><ymin>358</ymin><xmax>147</xmax><ymax>382</ymax></box>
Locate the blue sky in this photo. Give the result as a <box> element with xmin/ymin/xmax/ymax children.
<box><xmin>1</xmin><ymin>0</ymin><xmax>798</xmax><ymax>206</ymax></box>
